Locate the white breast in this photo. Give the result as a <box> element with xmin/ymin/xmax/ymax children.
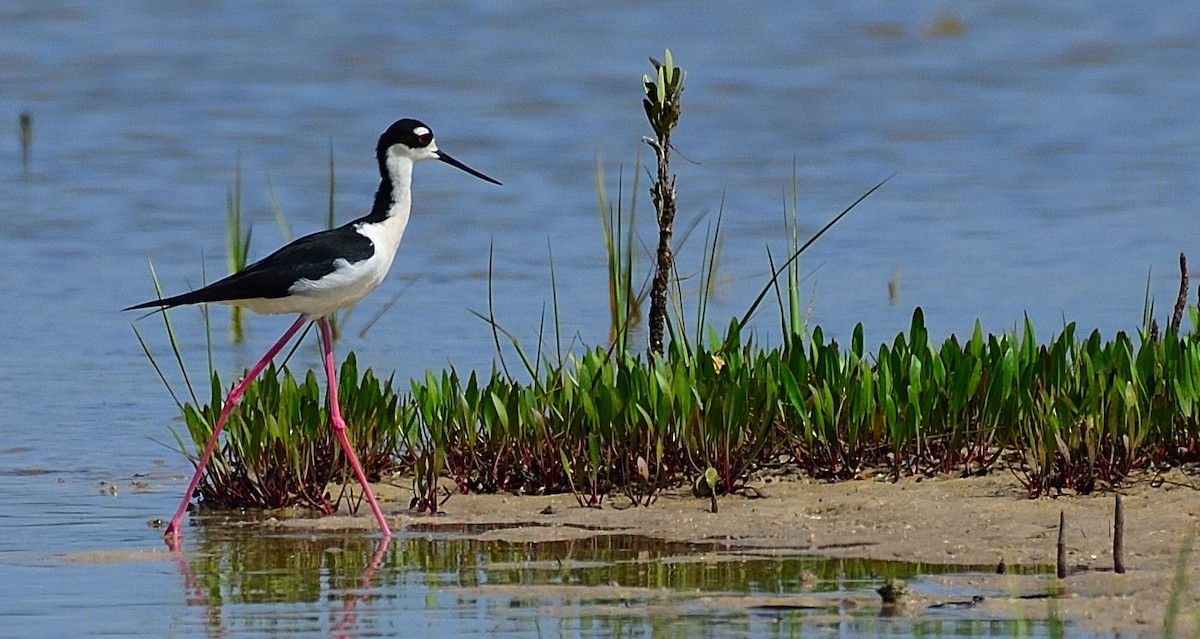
<box><xmin>227</xmin><ymin>153</ymin><xmax>414</xmax><ymax>319</ymax></box>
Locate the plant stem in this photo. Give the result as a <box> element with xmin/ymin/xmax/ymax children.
<box><xmin>642</xmin><ymin>50</ymin><xmax>684</xmax><ymax>359</ymax></box>
<box><xmin>646</xmin><ymin>136</ymin><xmax>675</xmax><ymax>359</ymax></box>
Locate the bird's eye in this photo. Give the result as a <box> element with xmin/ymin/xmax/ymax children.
<box><xmin>416</xmin><ymin>132</ymin><xmax>433</xmax><ymax>147</ymax></box>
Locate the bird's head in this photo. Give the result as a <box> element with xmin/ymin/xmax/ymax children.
<box><xmin>377</xmin><ymin>118</ymin><xmax>501</xmax><ymax>185</ymax></box>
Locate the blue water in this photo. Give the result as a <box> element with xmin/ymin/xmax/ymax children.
<box><xmin>1</xmin><ymin>1</ymin><xmax>1196</xmax><ymax>636</ymax></box>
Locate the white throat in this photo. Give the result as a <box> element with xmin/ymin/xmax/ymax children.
<box><xmin>365</xmin><ymin>151</ymin><xmax>417</xmax><ymax>253</ymax></box>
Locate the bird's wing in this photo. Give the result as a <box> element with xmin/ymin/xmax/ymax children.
<box><xmin>125</xmin><ymin>226</ymin><xmax>375</xmax><ymax>310</ymax></box>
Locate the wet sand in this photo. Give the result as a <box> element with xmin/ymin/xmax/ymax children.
<box><xmin>295</xmin><ymin>467</ymin><xmax>1200</xmax><ymax>636</ymax></box>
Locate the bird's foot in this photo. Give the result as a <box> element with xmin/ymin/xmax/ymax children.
<box><xmin>163</xmin><ymin>522</ymin><xmax>183</xmax><ymax>551</ymax></box>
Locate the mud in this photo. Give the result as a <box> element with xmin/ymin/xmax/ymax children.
<box><xmin>289</xmin><ymin>468</ymin><xmax>1200</xmax><ymax>636</ymax></box>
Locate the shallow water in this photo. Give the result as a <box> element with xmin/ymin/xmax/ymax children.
<box><xmin>31</xmin><ymin>522</ymin><xmax>1066</xmax><ymax>638</ymax></box>
<box><xmin>1</xmin><ymin>2</ymin><xmax>1197</xmax><ymax>636</ymax></box>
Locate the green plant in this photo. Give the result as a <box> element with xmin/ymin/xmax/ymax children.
<box><xmin>226</xmin><ymin>156</ymin><xmax>252</xmax><ymax>342</ymax></box>
<box><xmin>141</xmin><ymin>49</ymin><xmax>1200</xmax><ymax>519</ymax></box>
<box><xmin>172</xmin><ymin>356</ymin><xmax>404</xmax><ymax>511</ymax></box>
<box><xmin>135</xmin><ymin>257</ymin><xmax>403</xmax><ymax>512</ymax></box>
<box><xmin>643</xmin><ymin>49</ymin><xmax>685</xmax><ymax>359</ymax></box>
<box><xmin>596</xmin><ymin>158</ymin><xmax>646</xmax><ymax>353</ymax></box>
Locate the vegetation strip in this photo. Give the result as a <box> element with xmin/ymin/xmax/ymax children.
<box><xmin>139</xmin><ymin>50</ymin><xmax>1200</xmax><ymax>514</ymax></box>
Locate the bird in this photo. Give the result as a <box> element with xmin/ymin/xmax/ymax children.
<box><xmin>126</xmin><ymin>118</ymin><xmax>501</xmax><ymax>548</ymax></box>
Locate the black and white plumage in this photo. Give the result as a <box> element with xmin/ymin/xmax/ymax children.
<box><xmin>126</xmin><ymin>118</ymin><xmax>499</xmax><ymax>548</ymax></box>
<box><xmin>126</xmin><ymin>118</ymin><xmax>500</xmax><ymax>318</ymax></box>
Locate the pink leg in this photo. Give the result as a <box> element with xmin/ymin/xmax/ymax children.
<box><xmin>164</xmin><ymin>315</ymin><xmax>308</xmax><ymax>549</ymax></box>
<box><xmin>319</xmin><ymin>317</ymin><xmax>392</xmax><ymax>537</ymax></box>
<box><xmin>329</xmin><ymin>536</ymin><xmax>391</xmax><ymax>636</ymax></box>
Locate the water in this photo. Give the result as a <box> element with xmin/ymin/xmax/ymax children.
<box><xmin>12</xmin><ymin>523</ymin><xmax>1064</xmax><ymax>638</ymax></box>
<box><xmin>0</xmin><ymin>2</ymin><xmax>1196</xmax><ymax>636</ymax></box>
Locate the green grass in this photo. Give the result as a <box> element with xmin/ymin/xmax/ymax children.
<box><xmin>227</xmin><ymin>145</ymin><xmax>350</xmax><ymax>343</ymax></box>
<box><xmin>162</xmin><ymin>295</ymin><xmax>1200</xmax><ymax>509</ymax></box>
<box><xmin>225</xmin><ymin>156</ymin><xmax>251</xmax><ymax>342</ymax></box>
<box><xmin>139</xmin><ymin>49</ymin><xmax>1200</xmax><ymax>513</ymax></box>
<box><xmin>138</xmin><ymin>309</ymin><xmax>404</xmax><ymax>510</ymax></box>
<box><xmin>137</xmin><ymin>170</ymin><xmax>400</xmax><ymax>513</ymax></box>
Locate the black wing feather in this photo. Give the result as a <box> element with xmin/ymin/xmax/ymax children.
<box><xmin>124</xmin><ymin>224</ymin><xmax>375</xmax><ymax>311</ymax></box>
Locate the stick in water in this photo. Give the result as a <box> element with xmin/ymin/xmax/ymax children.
<box><xmin>1057</xmin><ymin>510</ymin><xmax>1067</xmax><ymax>579</ymax></box>
<box><xmin>1114</xmin><ymin>493</ymin><xmax>1126</xmax><ymax>574</ymax></box>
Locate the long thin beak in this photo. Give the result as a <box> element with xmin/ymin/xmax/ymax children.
<box><xmin>437</xmin><ymin>151</ymin><xmax>501</xmax><ymax>185</ymax></box>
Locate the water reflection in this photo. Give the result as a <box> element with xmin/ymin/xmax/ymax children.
<box><xmin>177</xmin><ymin>528</ymin><xmax>390</xmax><ymax>638</ymax></box>
<box><xmin>1</xmin><ymin>2</ymin><xmax>1191</xmax><ymax>636</ymax></box>
<box><xmin>173</xmin><ymin>518</ymin><xmax>1062</xmax><ymax>638</ymax></box>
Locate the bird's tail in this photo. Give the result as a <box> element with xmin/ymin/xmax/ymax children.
<box><xmin>123</xmin><ymin>289</ymin><xmax>226</xmax><ymax>311</ymax></box>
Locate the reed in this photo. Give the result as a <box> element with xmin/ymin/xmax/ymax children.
<box><xmin>225</xmin><ymin>156</ymin><xmax>251</xmax><ymax>342</ymax></box>
<box><xmin>19</xmin><ymin>111</ymin><xmax>33</xmax><ymax>175</ymax></box>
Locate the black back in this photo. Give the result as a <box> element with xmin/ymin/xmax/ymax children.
<box><xmin>125</xmin><ymin>118</ymin><xmax>433</xmax><ymax>312</ymax></box>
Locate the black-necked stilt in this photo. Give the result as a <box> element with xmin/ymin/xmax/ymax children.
<box><xmin>126</xmin><ymin>118</ymin><xmax>500</xmax><ymax>547</ymax></box>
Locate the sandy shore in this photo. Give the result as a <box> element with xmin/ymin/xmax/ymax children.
<box><xmin>292</xmin><ymin>467</ymin><xmax>1200</xmax><ymax>636</ymax></box>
